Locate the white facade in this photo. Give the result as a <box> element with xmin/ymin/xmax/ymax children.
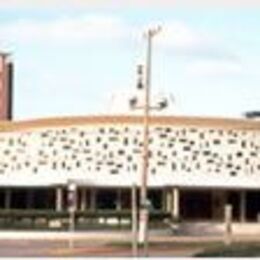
<box><xmin>0</xmin><ymin>116</ymin><xmax>259</xmax><ymax>189</ymax></box>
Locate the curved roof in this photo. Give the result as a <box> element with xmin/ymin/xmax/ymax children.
<box><xmin>0</xmin><ymin>115</ymin><xmax>259</xmax><ymax>133</ymax></box>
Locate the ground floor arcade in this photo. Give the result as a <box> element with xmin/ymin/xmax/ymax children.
<box><xmin>0</xmin><ymin>187</ymin><xmax>259</xmax><ymax>223</ymax></box>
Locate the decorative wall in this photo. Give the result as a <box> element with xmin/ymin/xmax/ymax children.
<box><xmin>0</xmin><ymin>116</ymin><xmax>259</xmax><ymax>188</ymax></box>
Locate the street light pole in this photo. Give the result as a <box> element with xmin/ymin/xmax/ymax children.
<box><xmin>67</xmin><ymin>181</ymin><xmax>77</xmax><ymax>249</ymax></box>
<box><xmin>138</xmin><ymin>26</ymin><xmax>161</xmax><ymax>256</ymax></box>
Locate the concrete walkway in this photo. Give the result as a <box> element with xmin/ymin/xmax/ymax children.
<box><xmin>0</xmin><ymin>229</ymin><xmax>260</xmax><ymax>243</ymax></box>
<box><xmin>0</xmin><ymin>230</ymin><xmax>131</xmax><ymax>241</ymax></box>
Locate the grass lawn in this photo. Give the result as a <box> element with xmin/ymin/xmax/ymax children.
<box><xmin>195</xmin><ymin>242</ymin><xmax>260</xmax><ymax>257</ymax></box>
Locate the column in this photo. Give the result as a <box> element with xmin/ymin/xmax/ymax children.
<box><xmin>162</xmin><ymin>189</ymin><xmax>167</xmax><ymax>211</ymax></box>
<box><xmin>240</xmin><ymin>190</ymin><xmax>246</xmax><ymax>223</ymax></box>
<box><xmin>55</xmin><ymin>187</ymin><xmax>63</xmax><ymax>212</ymax></box>
<box><xmin>172</xmin><ymin>188</ymin><xmax>180</xmax><ymax>220</ymax></box>
<box><xmin>5</xmin><ymin>189</ymin><xmax>11</xmax><ymax>209</ymax></box>
<box><xmin>90</xmin><ymin>189</ymin><xmax>96</xmax><ymax>211</ymax></box>
<box><xmin>80</xmin><ymin>188</ymin><xmax>87</xmax><ymax>211</ymax></box>
<box><xmin>166</xmin><ymin>189</ymin><xmax>173</xmax><ymax>213</ymax></box>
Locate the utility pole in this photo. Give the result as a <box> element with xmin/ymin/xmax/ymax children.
<box><xmin>138</xmin><ymin>26</ymin><xmax>162</xmax><ymax>256</ymax></box>
<box><xmin>67</xmin><ymin>181</ymin><xmax>77</xmax><ymax>249</ymax></box>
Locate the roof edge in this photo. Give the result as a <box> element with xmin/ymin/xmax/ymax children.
<box><xmin>0</xmin><ymin>115</ymin><xmax>259</xmax><ymax>133</ymax></box>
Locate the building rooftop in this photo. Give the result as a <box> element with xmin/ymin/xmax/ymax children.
<box><xmin>0</xmin><ymin>115</ymin><xmax>259</xmax><ymax>133</ymax></box>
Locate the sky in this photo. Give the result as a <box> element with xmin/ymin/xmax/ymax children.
<box><xmin>0</xmin><ymin>1</ymin><xmax>259</xmax><ymax>119</ymax></box>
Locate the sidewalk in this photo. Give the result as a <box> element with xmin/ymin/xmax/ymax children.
<box><xmin>0</xmin><ymin>229</ymin><xmax>260</xmax><ymax>243</ymax></box>
<box><xmin>0</xmin><ymin>230</ymin><xmax>131</xmax><ymax>241</ymax></box>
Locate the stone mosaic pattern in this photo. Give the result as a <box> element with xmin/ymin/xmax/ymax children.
<box><xmin>0</xmin><ymin>122</ymin><xmax>259</xmax><ymax>182</ymax></box>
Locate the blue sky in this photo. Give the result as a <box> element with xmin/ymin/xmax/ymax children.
<box><xmin>0</xmin><ymin>3</ymin><xmax>259</xmax><ymax>119</ymax></box>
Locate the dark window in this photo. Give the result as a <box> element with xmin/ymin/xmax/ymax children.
<box><xmin>236</xmin><ymin>151</ymin><xmax>243</xmax><ymax>157</ymax></box>
<box><xmin>118</xmin><ymin>150</ymin><xmax>125</xmax><ymax>155</ymax></box>
<box><xmin>9</xmin><ymin>139</ymin><xmax>14</xmax><ymax>145</ymax></box>
<box><xmin>228</xmin><ymin>139</ymin><xmax>236</xmax><ymax>144</ymax></box>
<box><xmin>99</xmin><ymin>128</ymin><xmax>105</xmax><ymax>134</ymax></box>
<box><xmin>171</xmin><ymin>162</ymin><xmax>176</xmax><ymax>171</ymax></box>
<box><xmin>123</xmin><ymin>138</ymin><xmax>128</xmax><ymax>146</ymax></box>
<box><xmin>110</xmin><ymin>169</ymin><xmax>118</xmax><ymax>174</ymax></box>
<box><xmin>241</xmin><ymin>141</ymin><xmax>246</xmax><ymax>148</ymax></box>
<box><xmin>227</xmin><ymin>163</ymin><xmax>233</xmax><ymax>168</ymax></box>
<box><xmin>183</xmin><ymin>146</ymin><xmax>191</xmax><ymax>151</ymax></box>
<box><xmin>52</xmin><ymin>162</ymin><xmax>57</xmax><ymax>169</ymax></box>
<box><xmin>213</xmin><ymin>139</ymin><xmax>220</xmax><ymax>145</ymax></box>
<box><xmin>230</xmin><ymin>171</ymin><xmax>237</xmax><ymax>176</ymax></box>
<box><xmin>76</xmin><ymin>161</ymin><xmax>81</xmax><ymax>168</ymax></box>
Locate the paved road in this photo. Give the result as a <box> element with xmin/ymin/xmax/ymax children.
<box><xmin>0</xmin><ymin>230</ymin><xmax>259</xmax><ymax>257</ymax></box>
<box><xmin>0</xmin><ymin>239</ymin><xmax>204</xmax><ymax>257</ymax></box>
<box><xmin>0</xmin><ymin>230</ymin><xmax>201</xmax><ymax>257</ymax></box>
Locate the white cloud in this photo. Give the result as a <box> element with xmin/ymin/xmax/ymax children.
<box><xmin>141</xmin><ymin>21</ymin><xmax>238</xmax><ymax>62</ymax></box>
<box><xmin>0</xmin><ymin>14</ymin><xmax>240</xmax><ymax>81</ymax></box>
<box><xmin>157</xmin><ymin>22</ymin><xmax>210</xmax><ymax>49</ymax></box>
<box><xmin>155</xmin><ymin>21</ymin><xmax>219</xmax><ymax>59</ymax></box>
<box><xmin>0</xmin><ymin>15</ymin><xmax>128</xmax><ymax>45</ymax></box>
<box><xmin>0</xmin><ymin>15</ymin><xmax>237</xmax><ymax>64</ymax></box>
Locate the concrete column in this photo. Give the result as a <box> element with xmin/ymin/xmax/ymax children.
<box><xmin>116</xmin><ymin>189</ymin><xmax>122</xmax><ymax>211</ymax></box>
<box><xmin>172</xmin><ymin>188</ymin><xmax>180</xmax><ymax>220</ymax></box>
<box><xmin>80</xmin><ymin>188</ymin><xmax>87</xmax><ymax>211</ymax></box>
<box><xmin>90</xmin><ymin>189</ymin><xmax>96</xmax><ymax>211</ymax></box>
<box><xmin>166</xmin><ymin>189</ymin><xmax>173</xmax><ymax>213</ymax></box>
<box><xmin>162</xmin><ymin>189</ymin><xmax>167</xmax><ymax>211</ymax></box>
<box><xmin>240</xmin><ymin>191</ymin><xmax>246</xmax><ymax>223</ymax></box>
<box><xmin>55</xmin><ymin>187</ymin><xmax>63</xmax><ymax>212</ymax></box>
<box><xmin>4</xmin><ymin>189</ymin><xmax>11</xmax><ymax>209</ymax></box>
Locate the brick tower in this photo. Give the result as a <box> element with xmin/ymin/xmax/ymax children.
<box><xmin>0</xmin><ymin>53</ymin><xmax>13</xmax><ymax>120</ymax></box>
